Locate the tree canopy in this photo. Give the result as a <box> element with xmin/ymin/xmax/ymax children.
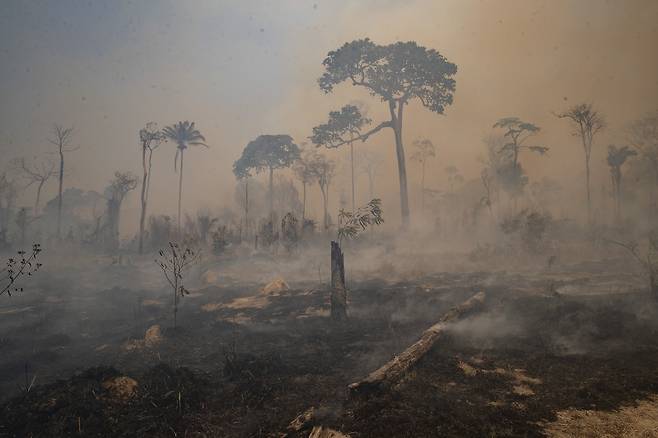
<box><xmin>411</xmin><ymin>138</ymin><xmax>436</xmax><ymax>163</ymax></box>
<box><xmin>162</xmin><ymin>121</ymin><xmax>207</xmax><ymax>171</ymax></box>
<box><xmin>233</xmin><ymin>135</ymin><xmax>300</xmax><ymax>178</ymax></box>
<box><xmin>310</xmin><ymin>104</ymin><xmax>371</xmax><ymax>148</ymax></box>
<box><xmin>319</xmin><ymin>39</ymin><xmax>457</xmax><ymax>113</ymax></box>
<box><xmin>555</xmin><ymin>103</ymin><xmax>605</xmax><ymax>148</ymax></box>
<box><xmin>493</xmin><ymin>117</ymin><xmax>548</xmax><ymax>162</ymax></box>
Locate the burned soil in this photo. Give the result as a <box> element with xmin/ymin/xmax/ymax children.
<box><xmin>2</xmin><ymin>253</ymin><xmax>658</xmax><ymax>437</ymax></box>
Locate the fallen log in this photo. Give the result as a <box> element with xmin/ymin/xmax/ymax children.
<box><xmin>348</xmin><ymin>291</ymin><xmax>486</xmax><ymax>394</ymax></box>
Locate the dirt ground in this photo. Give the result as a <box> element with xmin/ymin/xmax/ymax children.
<box><xmin>1</xmin><ymin>249</ymin><xmax>658</xmax><ymax>437</ymax></box>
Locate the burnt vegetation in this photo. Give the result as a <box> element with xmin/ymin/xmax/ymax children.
<box><xmin>1</xmin><ymin>5</ymin><xmax>658</xmax><ymax>437</ymax></box>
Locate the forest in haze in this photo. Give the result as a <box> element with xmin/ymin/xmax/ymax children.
<box><xmin>1</xmin><ymin>1</ymin><xmax>658</xmax><ymax>437</ymax></box>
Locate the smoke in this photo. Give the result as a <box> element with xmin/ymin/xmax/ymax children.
<box><xmin>1</xmin><ymin>1</ymin><xmax>657</xmax><ymax>235</ymax></box>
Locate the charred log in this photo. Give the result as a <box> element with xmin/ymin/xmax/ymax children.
<box><xmin>330</xmin><ymin>241</ymin><xmax>347</xmax><ymax>320</ymax></box>
<box><xmin>349</xmin><ymin>291</ymin><xmax>486</xmax><ymax>394</ymax></box>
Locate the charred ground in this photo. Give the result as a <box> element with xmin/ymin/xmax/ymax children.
<box><xmin>1</xmin><ymin>246</ymin><xmax>657</xmax><ymax>437</ymax></box>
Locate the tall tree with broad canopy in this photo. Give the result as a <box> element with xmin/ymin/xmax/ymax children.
<box><xmin>318</xmin><ymin>39</ymin><xmax>457</xmax><ymax>229</ymax></box>
<box><xmin>162</xmin><ymin>121</ymin><xmax>207</xmax><ymax>234</ymax></box>
<box><xmin>410</xmin><ymin>138</ymin><xmax>436</xmax><ymax>213</ymax></box>
<box><xmin>607</xmin><ymin>145</ymin><xmax>637</xmax><ymax>224</ymax></box>
<box><xmin>311</xmin><ymin>104</ymin><xmax>371</xmax><ymax>211</ymax></box>
<box><xmin>138</xmin><ymin>123</ymin><xmax>164</xmax><ymax>254</ymax></box>
<box><xmin>233</xmin><ymin>135</ymin><xmax>300</xmax><ymax>219</ymax></box>
<box><xmin>555</xmin><ymin>103</ymin><xmax>605</xmax><ymax>224</ymax></box>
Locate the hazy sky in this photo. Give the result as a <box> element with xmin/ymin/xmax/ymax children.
<box><xmin>2</xmin><ymin>0</ymin><xmax>657</xmax><ymax>230</ymax></box>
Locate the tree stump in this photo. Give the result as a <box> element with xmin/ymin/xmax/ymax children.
<box><xmin>330</xmin><ymin>241</ymin><xmax>347</xmax><ymax>320</ymax></box>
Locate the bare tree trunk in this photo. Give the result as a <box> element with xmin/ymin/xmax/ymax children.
<box><xmin>421</xmin><ymin>160</ymin><xmax>426</xmax><ymax>213</ymax></box>
<box><xmin>330</xmin><ymin>241</ymin><xmax>347</xmax><ymax>320</ymax></box>
<box><xmin>269</xmin><ymin>166</ymin><xmax>274</xmax><ymax>220</ymax></box>
<box><xmin>245</xmin><ymin>178</ymin><xmax>249</xmax><ymax>237</ymax></box>
<box><xmin>368</xmin><ymin>171</ymin><xmax>374</xmax><ymax>199</ymax></box>
<box><xmin>389</xmin><ymin>100</ymin><xmax>410</xmax><ymax>229</ymax></box>
<box><xmin>350</xmin><ymin>141</ymin><xmax>355</xmax><ymax>212</ymax></box>
<box><xmin>173</xmin><ymin>276</ymin><xmax>178</xmax><ymax>329</ymax></box>
<box><xmin>302</xmin><ymin>181</ymin><xmax>306</xmax><ymax>223</ymax></box>
<box><xmin>139</xmin><ymin>148</ymin><xmax>148</xmax><ymax>254</ymax></box>
<box><xmin>35</xmin><ymin>180</ymin><xmax>45</xmax><ymax>215</ymax></box>
<box><xmin>177</xmin><ymin>150</ymin><xmax>184</xmax><ymax>235</ymax></box>
<box><xmin>320</xmin><ymin>185</ymin><xmax>329</xmax><ymax>230</ymax></box>
<box><xmin>57</xmin><ymin>149</ymin><xmax>64</xmax><ymax>239</ymax></box>
<box><xmin>585</xmin><ymin>156</ymin><xmax>592</xmax><ymax>225</ymax></box>
<box><xmin>617</xmin><ymin>174</ymin><xmax>622</xmax><ymax>224</ymax></box>
<box><xmin>349</xmin><ymin>292</ymin><xmax>486</xmax><ymax>394</ymax></box>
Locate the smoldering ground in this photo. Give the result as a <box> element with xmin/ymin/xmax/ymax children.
<box><xmin>1</xmin><ymin>1</ymin><xmax>658</xmax><ymax>436</ymax></box>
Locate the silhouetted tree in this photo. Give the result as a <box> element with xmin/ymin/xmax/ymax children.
<box><xmin>628</xmin><ymin>112</ymin><xmax>658</xmax><ymax>216</ymax></box>
<box><xmin>411</xmin><ymin>138</ymin><xmax>436</xmax><ymax>213</ymax></box>
<box><xmin>138</xmin><ymin>123</ymin><xmax>164</xmax><ymax>254</ymax></box>
<box><xmin>307</xmin><ymin>150</ymin><xmax>336</xmax><ymax>230</ymax></box>
<box><xmin>555</xmin><ymin>103</ymin><xmax>605</xmax><ymax>224</ymax></box>
<box><xmin>445</xmin><ymin>165</ymin><xmax>462</xmax><ymax>193</ymax></box>
<box><xmin>47</xmin><ymin>124</ymin><xmax>76</xmax><ymax>239</ymax></box>
<box><xmin>233</xmin><ymin>154</ymin><xmax>252</xmax><ymax>237</ymax></box>
<box><xmin>318</xmin><ymin>39</ymin><xmax>457</xmax><ymax>229</ymax></box>
<box><xmin>105</xmin><ymin>171</ymin><xmax>138</xmax><ymax>251</ymax></box>
<box><xmin>13</xmin><ymin>157</ymin><xmax>56</xmax><ymax>215</ymax></box>
<box><xmin>15</xmin><ymin>208</ymin><xmax>33</xmax><ymax>246</ymax></box>
<box><xmin>233</xmin><ymin>135</ymin><xmax>300</xmax><ymax>219</ymax></box>
<box><xmin>0</xmin><ymin>173</ymin><xmax>18</xmax><ymax>238</ymax></box>
<box><xmin>195</xmin><ymin>213</ymin><xmax>218</xmax><ymax>245</ymax></box>
<box><xmin>479</xmin><ymin>134</ymin><xmax>507</xmax><ymax>218</ymax></box>
<box><xmin>358</xmin><ymin>149</ymin><xmax>383</xmax><ymax>200</ymax></box>
<box><xmin>493</xmin><ymin>118</ymin><xmax>547</xmax><ymax>210</ymax></box>
<box><xmin>607</xmin><ymin>145</ymin><xmax>637</xmax><ymax>224</ymax></box>
<box><xmin>311</xmin><ymin>104</ymin><xmax>371</xmax><ymax>211</ymax></box>
<box><xmin>162</xmin><ymin>121</ymin><xmax>208</xmax><ymax>234</ymax></box>
<box><xmin>293</xmin><ymin>147</ymin><xmax>316</xmax><ymax>223</ymax></box>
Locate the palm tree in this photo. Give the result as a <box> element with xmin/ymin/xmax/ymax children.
<box><xmin>162</xmin><ymin>121</ymin><xmax>207</xmax><ymax>234</ymax></box>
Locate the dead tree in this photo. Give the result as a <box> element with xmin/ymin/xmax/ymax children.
<box><xmin>138</xmin><ymin>123</ymin><xmax>164</xmax><ymax>254</ymax></box>
<box><xmin>410</xmin><ymin>138</ymin><xmax>436</xmax><ymax>213</ymax></box>
<box><xmin>104</xmin><ymin>171</ymin><xmax>138</xmax><ymax>251</ymax></box>
<box><xmin>330</xmin><ymin>241</ymin><xmax>347</xmax><ymax>319</ymax></box>
<box><xmin>331</xmin><ymin>199</ymin><xmax>383</xmax><ymax>320</ymax></box>
<box><xmin>13</xmin><ymin>157</ymin><xmax>56</xmax><ymax>215</ymax></box>
<box><xmin>606</xmin><ymin>237</ymin><xmax>658</xmax><ymax>297</ymax></box>
<box><xmin>555</xmin><ymin>104</ymin><xmax>605</xmax><ymax>225</ymax></box>
<box><xmin>156</xmin><ymin>242</ymin><xmax>199</xmax><ymax>328</ymax></box>
<box><xmin>47</xmin><ymin>124</ymin><xmax>76</xmax><ymax>239</ymax></box>
<box><xmin>349</xmin><ymin>291</ymin><xmax>485</xmax><ymax>394</ymax></box>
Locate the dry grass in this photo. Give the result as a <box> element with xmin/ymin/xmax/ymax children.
<box><xmin>543</xmin><ymin>395</ymin><xmax>658</xmax><ymax>437</ymax></box>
